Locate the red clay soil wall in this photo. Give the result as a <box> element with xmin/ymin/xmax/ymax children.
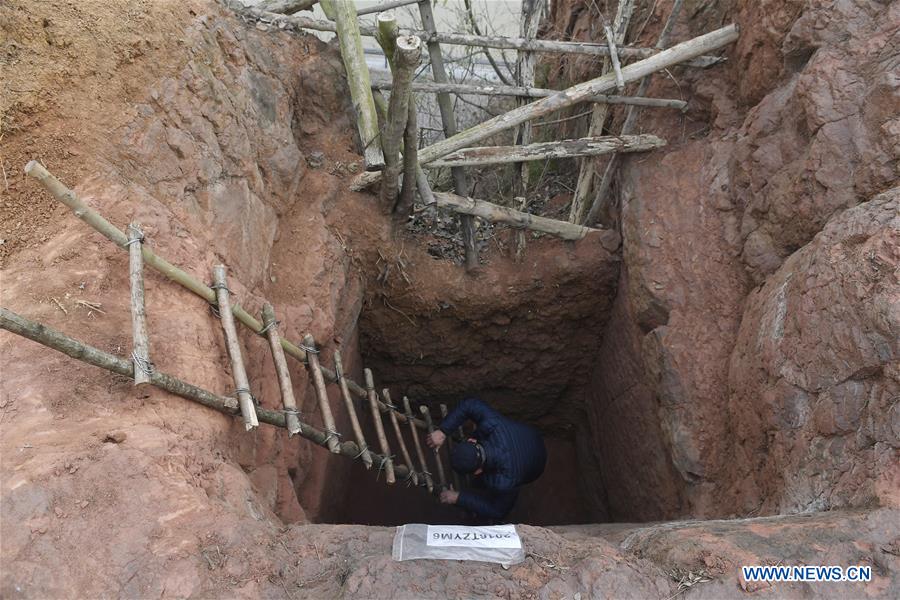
<box><xmin>544</xmin><ymin>0</ymin><xmax>898</xmax><ymax>522</ymax></box>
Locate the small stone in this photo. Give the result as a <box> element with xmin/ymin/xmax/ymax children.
<box><xmin>103</xmin><ymin>431</ymin><xmax>127</xmax><ymax>444</ymax></box>
<box><xmin>307</xmin><ymin>151</ymin><xmax>325</xmax><ymax>169</ymax></box>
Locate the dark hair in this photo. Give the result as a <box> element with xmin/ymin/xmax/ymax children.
<box><xmin>450</xmin><ymin>441</ymin><xmax>483</xmax><ymax>474</ymax></box>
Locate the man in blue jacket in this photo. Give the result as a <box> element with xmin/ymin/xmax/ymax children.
<box><xmin>426</xmin><ymin>398</ymin><xmax>547</xmax><ymax>522</ymax></box>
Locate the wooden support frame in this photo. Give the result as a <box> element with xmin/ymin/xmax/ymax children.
<box><xmin>358</xmin><ymin>0</ymin><xmax>420</xmax><ymax>16</ymax></box>
<box><xmin>426</xmin><ymin>134</ymin><xmax>665</xmax><ymax>168</ymax></box>
<box><xmin>351</xmin><ymin>24</ymin><xmax>739</xmax><ymax>189</ymax></box>
<box><xmin>212</xmin><ymin>265</ymin><xmax>259</xmax><ymax>431</ymax></box>
<box><xmin>334</xmin><ymin>350</ymin><xmax>374</xmax><ymax>469</ymax></box>
<box><xmin>384</xmin><ymin>389</ymin><xmax>418</xmax><ymax>486</ymax></box>
<box><xmin>261</xmin><ymin>303</ymin><xmax>302</xmax><ymax>436</ymax></box>
<box><xmin>255</xmin><ymin>0</ymin><xmax>318</xmax><ymax>14</ymax></box>
<box><xmin>23</xmin><ymin>161</ymin><xmax>431</xmax><ymax>431</ymax></box>
<box><xmin>0</xmin><ymin>308</ymin><xmax>416</xmax><ymax>479</ymax></box>
<box><xmin>404</xmin><ymin>395</ymin><xmax>432</xmax><ymax>492</ymax></box>
<box><xmin>364</xmin><ymin>369</ymin><xmax>395</xmax><ymax>483</ymax></box>
<box><xmin>302</xmin><ymin>334</ymin><xmax>342</xmax><ymax>453</ymax></box>
<box><xmin>127</xmin><ymin>223</ymin><xmax>151</xmax><ymax>387</ymax></box>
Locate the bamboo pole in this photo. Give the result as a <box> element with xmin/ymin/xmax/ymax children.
<box><xmin>331</xmin><ymin>0</ymin><xmax>384</xmax><ymax>170</ymax></box>
<box><xmin>370</xmin><ymin>79</ymin><xmax>688</xmax><ymax>108</ymax></box>
<box><xmin>0</xmin><ymin>308</ymin><xmax>415</xmax><ymax>478</ymax></box>
<box><xmin>303</xmin><ymin>334</ymin><xmax>341</xmax><ymax>453</ymax></box>
<box><xmin>261</xmin><ymin>303</ymin><xmax>302</xmax><ymax>436</ymax></box>
<box><xmin>604</xmin><ymin>24</ymin><xmax>625</xmax><ymax>91</ymax></box>
<box><xmin>432</xmin><ymin>191</ymin><xmax>606</xmax><ymax>241</ymax></box>
<box><xmin>364</xmin><ymin>369</ymin><xmax>395</xmax><ymax>483</ymax></box>
<box><xmin>378</xmin><ymin>32</ymin><xmax>421</xmax><ymax>213</ymax></box>
<box><xmin>570</xmin><ymin>0</ymin><xmax>635</xmax><ymax>224</ymax></box>
<box><xmin>237</xmin><ymin>8</ymin><xmax>724</xmax><ymax>66</ymax></box>
<box><xmin>404</xmin><ymin>395</ymin><xmax>432</xmax><ymax>492</ymax></box>
<box><xmin>439</xmin><ymin>403</ymin><xmax>461</xmax><ymax>491</ymax></box>
<box><xmin>212</xmin><ymin>265</ymin><xmax>259</xmax><ymax>431</ymax></box>
<box><xmin>585</xmin><ymin>0</ymin><xmax>687</xmax><ymax>226</ymax></box>
<box><xmin>334</xmin><ymin>350</ymin><xmax>374</xmax><ymax>469</ymax></box>
<box><xmin>384</xmin><ymin>389</ymin><xmax>417</xmax><ymax>485</ymax></box>
<box><xmin>127</xmin><ymin>223</ymin><xmax>151</xmax><ymax>387</ymax></box>
<box><xmin>419</xmin><ymin>405</ymin><xmax>447</xmax><ymax>490</ymax></box>
<box><xmin>351</xmin><ymin>24</ymin><xmax>739</xmax><ymax>189</ymax></box>
<box><xmin>255</xmin><ymin>0</ymin><xmax>317</xmax><ymax>14</ymax></box>
<box><xmin>426</xmin><ymin>134</ymin><xmax>665</xmax><ymax>168</ymax></box>
<box><xmin>22</xmin><ymin>161</ymin><xmax>431</xmax><ymax>431</ymax></box>
<box><xmin>415</xmin><ymin>0</ymin><xmax>477</xmax><ymax>271</ymax></box>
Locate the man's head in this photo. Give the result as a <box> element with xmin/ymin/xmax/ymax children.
<box><xmin>450</xmin><ymin>439</ymin><xmax>484</xmax><ymax>475</ymax></box>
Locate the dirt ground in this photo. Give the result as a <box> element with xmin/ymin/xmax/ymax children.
<box><xmin>1</xmin><ymin>0</ymin><xmax>898</xmax><ymax>598</ymax></box>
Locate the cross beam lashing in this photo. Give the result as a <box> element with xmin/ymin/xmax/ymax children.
<box><xmin>22</xmin><ymin>161</ymin><xmax>428</xmax><ymax>432</ymax></box>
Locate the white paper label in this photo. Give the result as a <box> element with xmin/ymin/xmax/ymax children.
<box><xmin>425</xmin><ymin>525</ymin><xmax>522</xmax><ymax>549</ymax></box>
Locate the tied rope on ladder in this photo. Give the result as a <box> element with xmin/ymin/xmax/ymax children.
<box><xmin>376</xmin><ymin>454</ymin><xmax>395</xmax><ymax>482</ymax></box>
<box><xmin>131</xmin><ymin>350</ymin><xmax>154</xmax><ymax>376</ymax></box>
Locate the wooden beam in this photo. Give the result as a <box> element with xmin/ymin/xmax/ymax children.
<box><xmin>604</xmin><ymin>24</ymin><xmax>625</xmax><ymax>91</ymax></box>
<box><xmin>261</xmin><ymin>303</ymin><xmax>302</xmax><ymax>436</ymax></box>
<box><xmin>384</xmin><ymin>389</ymin><xmax>418</xmax><ymax>486</ymax></box>
<box><xmin>0</xmin><ymin>307</ymin><xmax>415</xmax><ymax>479</ymax></box>
<box><xmin>404</xmin><ymin>395</ymin><xmax>432</xmax><ymax>492</ymax></box>
<box><xmin>440</xmin><ymin>403</ymin><xmax>461</xmax><ymax>491</ymax></box>
<box><xmin>432</xmin><ymin>191</ymin><xmax>612</xmax><ymax>242</ymax></box>
<box><xmin>512</xmin><ymin>0</ymin><xmax>545</xmax><ymax>194</ymax></box>
<box><xmin>334</xmin><ymin>350</ymin><xmax>374</xmax><ymax>469</ymax></box>
<box><xmin>126</xmin><ymin>223</ymin><xmax>151</xmax><ymax>387</ymax></box>
<box><xmin>420</xmin><ymin>405</ymin><xmax>447</xmax><ymax>491</ymax></box>
<box><xmin>23</xmin><ymin>161</ymin><xmax>432</xmax><ymax>431</ymax></box>
<box><xmin>365</xmin><ymin>369</ymin><xmax>395</xmax><ymax>484</ymax></box>
<box><xmin>254</xmin><ymin>0</ymin><xmax>317</xmax><ymax>14</ymax></box>
<box><xmin>352</xmin><ymin>24</ymin><xmax>739</xmax><ymax>189</ymax></box>
<box><xmin>212</xmin><ymin>265</ymin><xmax>259</xmax><ymax>431</ymax></box>
<box><xmin>303</xmin><ymin>334</ymin><xmax>342</xmax><ymax>453</ymax></box>
<box><xmin>358</xmin><ymin>0</ymin><xmax>420</xmax><ymax>16</ymax></box>
<box><xmin>426</xmin><ymin>134</ymin><xmax>665</xmax><ymax>168</ymax></box>
<box><xmin>377</xmin><ymin>27</ymin><xmax>422</xmax><ymax>212</ymax></box>
<box><xmin>331</xmin><ymin>0</ymin><xmax>384</xmax><ymax>170</ymax></box>
<box><xmin>238</xmin><ymin>8</ymin><xmax>724</xmax><ymax>67</ymax></box>
<box><xmin>370</xmin><ymin>79</ymin><xmax>688</xmax><ymax>108</ymax></box>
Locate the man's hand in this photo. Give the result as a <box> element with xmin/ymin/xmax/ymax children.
<box><xmin>439</xmin><ymin>489</ymin><xmax>459</xmax><ymax>505</ymax></box>
<box><xmin>426</xmin><ymin>430</ymin><xmax>446</xmax><ymax>449</ymax></box>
